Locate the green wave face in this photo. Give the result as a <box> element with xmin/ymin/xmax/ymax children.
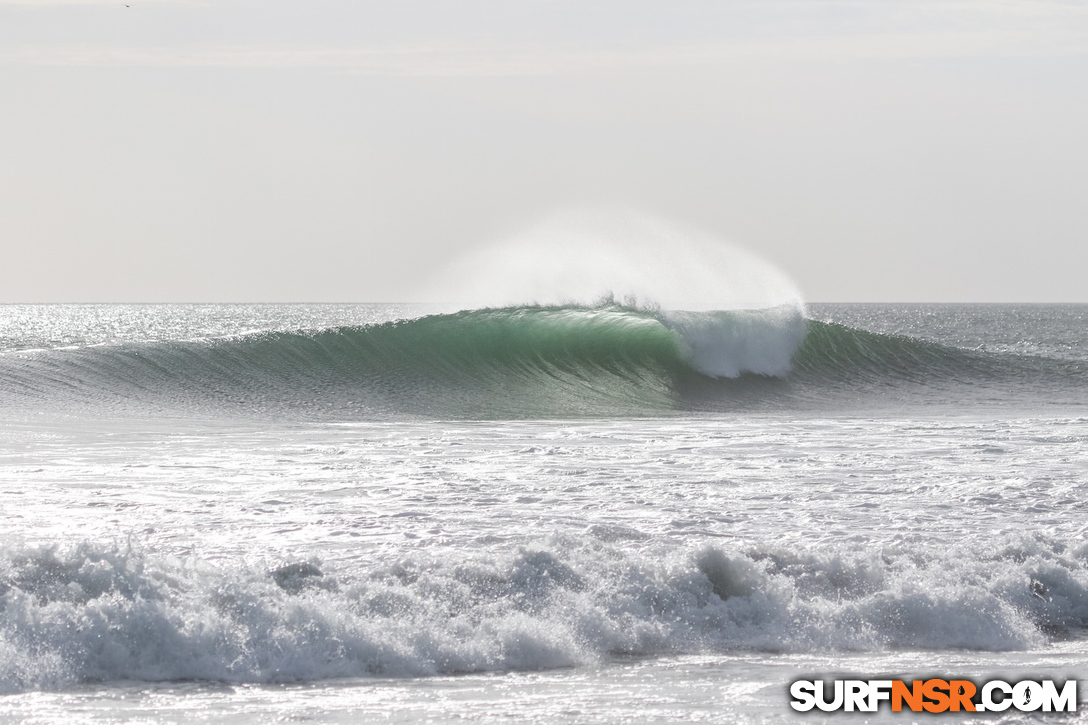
<box><xmin>301</xmin><ymin>306</ymin><xmax>693</xmax><ymax>416</ymax></box>
<box><xmin>1</xmin><ymin>306</ymin><xmax>1085</xmax><ymax>419</ymax></box>
<box><xmin>0</xmin><ymin>306</ymin><xmax>699</xmax><ymax>418</ymax></box>
<box><xmin>793</xmin><ymin>320</ymin><xmax>980</xmax><ymax>379</ymax></box>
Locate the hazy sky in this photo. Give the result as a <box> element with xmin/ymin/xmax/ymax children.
<box><xmin>2</xmin><ymin>0</ymin><xmax>1086</xmax><ymax>303</ymax></box>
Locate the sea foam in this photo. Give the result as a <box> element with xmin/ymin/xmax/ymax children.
<box><xmin>2</xmin><ymin>533</ymin><xmax>1085</xmax><ymax>693</ymax></box>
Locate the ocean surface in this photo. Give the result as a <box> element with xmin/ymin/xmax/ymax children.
<box><xmin>1</xmin><ymin>302</ymin><xmax>1087</xmax><ymax>723</ymax></box>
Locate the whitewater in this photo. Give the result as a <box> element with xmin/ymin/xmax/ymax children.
<box><xmin>1</xmin><ymin>300</ymin><xmax>1087</xmax><ymax>722</ymax></box>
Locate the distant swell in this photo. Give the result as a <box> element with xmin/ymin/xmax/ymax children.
<box><xmin>0</xmin><ymin>305</ymin><xmax>1084</xmax><ymax>418</ymax></box>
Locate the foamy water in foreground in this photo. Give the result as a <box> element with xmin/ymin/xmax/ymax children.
<box><xmin>1</xmin><ymin>303</ymin><xmax>1087</xmax><ymax>723</ymax></box>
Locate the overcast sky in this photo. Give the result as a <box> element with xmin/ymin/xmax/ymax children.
<box><xmin>2</xmin><ymin>0</ymin><xmax>1086</xmax><ymax>303</ymax></box>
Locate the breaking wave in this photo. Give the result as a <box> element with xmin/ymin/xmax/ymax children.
<box><xmin>0</xmin><ymin>304</ymin><xmax>1084</xmax><ymax>418</ymax></box>
<box><xmin>2</xmin><ymin>533</ymin><xmax>1087</xmax><ymax>693</ymax></box>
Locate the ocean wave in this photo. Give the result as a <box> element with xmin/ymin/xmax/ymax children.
<box><xmin>0</xmin><ymin>304</ymin><xmax>1084</xmax><ymax>418</ymax></box>
<box><xmin>2</xmin><ymin>534</ymin><xmax>1086</xmax><ymax>693</ymax></box>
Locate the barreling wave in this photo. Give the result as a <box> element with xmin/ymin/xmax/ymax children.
<box><xmin>0</xmin><ymin>305</ymin><xmax>1085</xmax><ymax>419</ymax></box>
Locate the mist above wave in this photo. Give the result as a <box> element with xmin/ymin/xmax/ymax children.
<box><xmin>419</xmin><ymin>209</ymin><xmax>805</xmax><ymax>314</ymax></box>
